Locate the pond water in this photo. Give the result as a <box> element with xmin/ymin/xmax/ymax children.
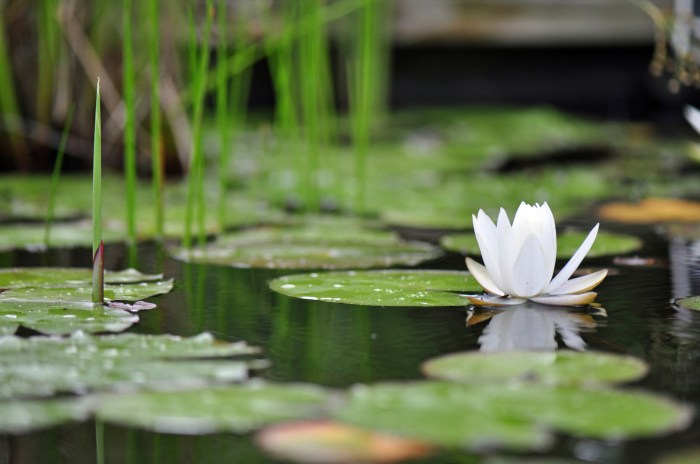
<box><xmin>1</xmin><ymin>220</ymin><xmax>699</xmax><ymax>464</ymax></box>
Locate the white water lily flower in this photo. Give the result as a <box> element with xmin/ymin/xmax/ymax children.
<box><xmin>466</xmin><ymin>202</ymin><xmax>607</xmax><ymax>307</ymax></box>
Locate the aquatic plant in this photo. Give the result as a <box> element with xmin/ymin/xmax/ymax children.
<box><xmin>466</xmin><ymin>202</ymin><xmax>607</xmax><ymax>306</ymax></box>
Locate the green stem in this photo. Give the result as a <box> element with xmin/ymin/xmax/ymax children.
<box><xmin>124</xmin><ymin>0</ymin><xmax>137</xmax><ymax>244</ymax></box>
<box><xmin>149</xmin><ymin>0</ymin><xmax>164</xmax><ymax>239</ymax></box>
<box><xmin>95</xmin><ymin>420</ymin><xmax>104</xmax><ymax>464</ymax></box>
<box><xmin>216</xmin><ymin>1</ymin><xmax>229</xmax><ymax>230</ymax></box>
<box><xmin>93</xmin><ymin>78</ymin><xmax>102</xmax><ymax>258</ymax></box>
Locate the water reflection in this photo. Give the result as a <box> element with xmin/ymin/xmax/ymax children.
<box><xmin>468</xmin><ymin>302</ymin><xmax>605</xmax><ymax>352</ymax></box>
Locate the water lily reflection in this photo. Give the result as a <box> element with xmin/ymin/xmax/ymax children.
<box><xmin>468</xmin><ymin>302</ymin><xmax>605</xmax><ymax>352</ymax></box>
<box><xmin>466</xmin><ymin>202</ymin><xmax>607</xmax><ymax>307</ymax></box>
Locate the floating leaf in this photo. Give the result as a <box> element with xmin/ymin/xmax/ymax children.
<box><xmin>421</xmin><ymin>351</ymin><xmax>648</xmax><ymax>386</ymax></box>
<box><xmin>0</xmin><ymin>267</ymin><xmax>172</xmax><ymax>335</ymax></box>
<box><xmin>673</xmin><ymin>296</ymin><xmax>700</xmax><ymax>312</ymax></box>
<box><xmin>441</xmin><ymin>230</ymin><xmax>641</xmax><ymax>258</ymax></box>
<box><xmin>598</xmin><ymin>198</ymin><xmax>700</xmax><ymax>223</ymax></box>
<box><xmin>270</xmin><ymin>270</ymin><xmax>479</xmax><ymax>307</ymax></box>
<box><xmin>0</xmin><ymin>398</ymin><xmax>92</xmax><ymax>434</ymax></box>
<box><xmin>336</xmin><ymin>382</ymin><xmax>690</xmax><ymax>450</ymax></box>
<box><xmin>172</xmin><ymin>225</ymin><xmax>440</xmax><ymax>270</ymax></box>
<box><xmin>94</xmin><ymin>382</ymin><xmax>334</xmax><ymax>434</ymax></box>
<box><xmin>0</xmin><ymin>220</ymin><xmax>126</xmax><ymax>252</ymax></box>
<box><xmin>0</xmin><ymin>332</ymin><xmax>262</xmax><ymax>399</ymax></box>
<box><xmin>255</xmin><ymin>420</ymin><xmax>433</xmax><ymax>464</ymax></box>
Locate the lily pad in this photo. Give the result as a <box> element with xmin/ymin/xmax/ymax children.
<box><xmin>269</xmin><ymin>270</ymin><xmax>479</xmax><ymax>307</ymax></box>
<box><xmin>0</xmin><ymin>220</ymin><xmax>124</xmax><ymax>252</ymax></box>
<box><xmin>0</xmin><ymin>332</ymin><xmax>262</xmax><ymax>399</ymax></box>
<box><xmin>0</xmin><ymin>267</ymin><xmax>172</xmax><ymax>335</ymax></box>
<box><xmin>441</xmin><ymin>230</ymin><xmax>642</xmax><ymax>258</ymax></box>
<box><xmin>336</xmin><ymin>381</ymin><xmax>691</xmax><ymax>450</ymax></box>
<box><xmin>0</xmin><ymin>398</ymin><xmax>92</xmax><ymax>434</ymax></box>
<box><xmin>255</xmin><ymin>420</ymin><xmax>433</xmax><ymax>464</ymax></box>
<box><xmin>673</xmin><ymin>296</ymin><xmax>700</xmax><ymax>312</ymax></box>
<box><xmin>421</xmin><ymin>351</ymin><xmax>648</xmax><ymax>386</ymax></box>
<box><xmin>172</xmin><ymin>225</ymin><xmax>441</xmax><ymax>270</ymax></box>
<box><xmin>94</xmin><ymin>382</ymin><xmax>335</xmax><ymax>434</ymax></box>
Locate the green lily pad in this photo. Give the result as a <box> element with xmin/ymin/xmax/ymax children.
<box><xmin>0</xmin><ymin>267</ymin><xmax>173</xmax><ymax>335</ymax></box>
<box><xmin>94</xmin><ymin>382</ymin><xmax>335</xmax><ymax>434</ymax></box>
<box><xmin>269</xmin><ymin>270</ymin><xmax>479</xmax><ymax>307</ymax></box>
<box><xmin>172</xmin><ymin>224</ymin><xmax>441</xmax><ymax>270</ymax></box>
<box><xmin>0</xmin><ymin>398</ymin><xmax>92</xmax><ymax>434</ymax></box>
<box><xmin>0</xmin><ymin>332</ymin><xmax>262</xmax><ymax>399</ymax></box>
<box><xmin>421</xmin><ymin>351</ymin><xmax>649</xmax><ymax>386</ymax></box>
<box><xmin>441</xmin><ymin>230</ymin><xmax>642</xmax><ymax>258</ymax></box>
<box><xmin>336</xmin><ymin>381</ymin><xmax>690</xmax><ymax>450</ymax></box>
<box><xmin>0</xmin><ymin>220</ymin><xmax>125</xmax><ymax>252</ymax></box>
<box><xmin>673</xmin><ymin>296</ymin><xmax>700</xmax><ymax>312</ymax></box>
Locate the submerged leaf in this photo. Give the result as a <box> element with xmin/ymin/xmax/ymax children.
<box><xmin>270</xmin><ymin>270</ymin><xmax>479</xmax><ymax>307</ymax></box>
<box><xmin>422</xmin><ymin>351</ymin><xmax>648</xmax><ymax>386</ymax></box>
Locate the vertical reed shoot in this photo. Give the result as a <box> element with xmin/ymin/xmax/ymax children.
<box><xmin>124</xmin><ymin>0</ymin><xmax>137</xmax><ymax>243</ymax></box>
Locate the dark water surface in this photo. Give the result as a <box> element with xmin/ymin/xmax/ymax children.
<box><xmin>2</xmin><ymin>224</ymin><xmax>700</xmax><ymax>464</ymax></box>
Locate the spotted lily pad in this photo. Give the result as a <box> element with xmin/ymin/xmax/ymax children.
<box><xmin>255</xmin><ymin>420</ymin><xmax>433</xmax><ymax>464</ymax></box>
<box><xmin>421</xmin><ymin>351</ymin><xmax>648</xmax><ymax>386</ymax></box>
<box><xmin>336</xmin><ymin>381</ymin><xmax>690</xmax><ymax>450</ymax></box>
<box><xmin>0</xmin><ymin>332</ymin><xmax>262</xmax><ymax>399</ymax></box>
<box><xmin>441</xmin><ymin>230</ymin><xmax>641</xmax><ymax>258</ymax></box>
<box><xmin>94</xmin><ymin>382</ymin><xmax>335</xmax><ymax>434</ymax></box>
<box><xmin>172</xmin><ymin>224</ymin><xmax>440</xmax><ymax>270</ymax></box>
<box><xmin>0</xmin><ymin>268</ymin><xmax>173</xmax><ymax>335</ymax></box>
<box><xmin>269</xmin><ymin>270</ymin><xmax>479</xmax><ymax>307</ymax></box>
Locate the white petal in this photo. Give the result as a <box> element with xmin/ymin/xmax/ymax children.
<box><xmin>467</xmin><ymin>294</ymin><xmax>527</xmax><ymax>307</ymax></box>
<box><xmin>466</xmin><ymin>258</ymin><xmax>505</xmax><ymax>296</ymax></box>
<box><xmin>548</xmin><ymin>269</ymin><xmax>608</xmax><ymax>296</ymax></box>
<box><xmin>684</xmin><ymin>105</ymin><xmax>700</xmax><ymax>135</ymax></box>
<box><xmin>510</xmin><ymin>234</ymin><xmax>550</xmax><ymax>297</ymax></box>
<box><xmin>496</xmin><ymin>208</ymin><xmax>515</xmax><ymax>295</ymax></box>
<box><xmin>472</xmin><ymin>211</ymin><xmax>503</xmax><ymax>289</ymax></box>
<box><xmin>538</xmin><ymin>202</ymin><xmax>557</xmax><ymax>281</ymax></box>
<box><xmin>546</xmin><ymin>224</ymin><xmax>599</xmax><ymax>294</ymax></box>
<box><xmin>530</xmin><ymin>292</ymin><xmax>598</xmax><ymax>306</ymax></box>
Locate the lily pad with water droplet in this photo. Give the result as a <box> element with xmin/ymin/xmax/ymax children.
<box><xmin>0</xmin><ymin>398</ymin><xmax>92</xmax><ymax>434</ymax></box>
<box><xmin>336</xmin><ymin>381</ymin><xmax>691</xmax><ymax>451</ymax></box>
<box><xmin>441</xmin><ymin>230</ymin><xmax>642</xmax><ymax>258</ymax></box>
<box><xmin>255</xmin><ymin>420</ymin><xmax>433</xmax><ymax>464</ymax></box>
<box><xmin>421</xmin><ymin>351</ymin><xmax>648</xmax><ymax>386</ymax></box>
<box><xmin>673</xmin><ymin>296</ymin><xmax>700</xmax><ymax>312</ymax></box>
<box><xmin>269</xmin><ymin>270</ymin><xmax>478</xmax><ymax>307</ymax></box>
<box><xmin>0</xmin><ymin>332</ymin><xmax>263</xmax><ymax>400</ymax></box>
<box><xmin>94</xmin><ymin>382</ymin><xmax>335</xmax><ymax>434</ymax></box>
<box><xmin>172</xmin><ymin>225</ymin><xmax>441</xmax><ymax>270</ymax></box>
<box><xmin>0</xmin><ymin>267</ymin><xmax>173</xmax><ymax>335</ymax></box>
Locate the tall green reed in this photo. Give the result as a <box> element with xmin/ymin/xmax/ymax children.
<box><xmin>92</xmin><ymin>78</ymin><xmax>104</xmax><ymax>304</ymax></box>
<box><xmin>124</xmin><ymin>0</ymin><xmax>137</xmax><ymax>244</ymax></box>
<box><xmin>149</xmin><ymin>0</ymin><xmax>164</xmax><ymax>239</ymax></box>
<box><xmin>183</xmin><ymin>0</ymin><xmax>214</xmax><ymax>249</ymax></box>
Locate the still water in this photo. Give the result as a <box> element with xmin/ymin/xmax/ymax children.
<box><xmin>1</xmin><ymin>222</ymin><xmax>700</xmax><ymax>463</ymax></box>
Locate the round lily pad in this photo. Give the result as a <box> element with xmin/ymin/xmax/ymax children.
<box><xmin>441</xmin><ymin>230</ymin><xmax>641</xmax><ymax>258</ymax></box>
<box><xmin>172</xmin><ymin>224</ymin><xmax>441</xmax><ymax>270</ymax></box>
<box><xmin>0</xmin><ymin>267</ymin><xmax>173</xmax><ymax>335</ymax></box>
<box><xmin>421</xmin><ymin>351</ymin><xmax>648</xmax><ymax>386</ymax></box>
<box><xmin>598</xmin><ymin>198</ymin><xmax>700</xmax><ymax>223</ymax></box>
<box><xmin>269</xmin><ymin>270</ymin><xmax>479</xmax><ymax>307</ymax></box>
<box><xmin>336</xmin><ymin>381</ymin><xmax>691</xmax><ymax>450</ymax></box>
<box><xmin>94</xmin><ymin>382</ymin><xmax>335</xmax><ymax>434</ymax></box>
<box><xmin>0</xmin><ymin>332</ymin><xmax>263</xmax><ymax>399</ymax></box>
<box><xmin>255</xmin><ymin>420</ymin><xmax>433</xmax><ymax>464</ymax></box>
<box><xmin>673</xmin><ymin>296</ymin><xmax>700</xmax><ymax>312</ymax></box>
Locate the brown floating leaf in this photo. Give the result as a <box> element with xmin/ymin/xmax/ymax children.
<box><xmin>255</xmin><ymin>420</ymin><xmax>433</xmax><ymax>464</ymax></box>
<box><xmin>599</xmin><ymin>198</ymin><xmax>700</xmax><ymax>223</ymax></box>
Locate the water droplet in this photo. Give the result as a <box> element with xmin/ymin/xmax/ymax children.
<box><xmin>281</xmin><ymin>284</ymin><xmax>295</xmax><ymax>289</ymax></box>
